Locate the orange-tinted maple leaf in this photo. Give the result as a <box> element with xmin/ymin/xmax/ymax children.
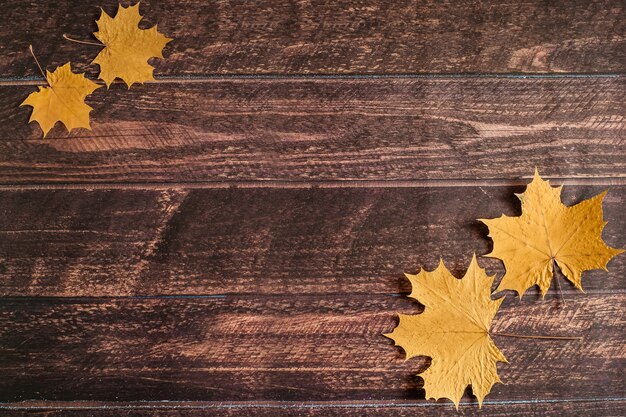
<box><xmin>92</xmin><ymin>2</ymin><xmax>172</xmax><ymax>87</ymax></box>
<box><xmin>21</xmin><ymin>63</ymin><xmax>101</xmax><ymax>138</ymax></box>
<box><xmin>481</xmin><ymin>170</ymin><xmax>623</xmax><ymax>297</ymax></box>
<box><xmin>385</xmin><ymin>256</ymin><xmax>507</xmax><ymax>408</ymax></box>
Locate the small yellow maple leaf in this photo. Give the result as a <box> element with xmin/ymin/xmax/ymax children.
<box><xmin>92</xmin><ymin>2</ymin><xmax>172</xmax><ymax>88</ymax></box>
<box><xmin>21</xmin><ymin>63</ymin><xmax>101</xmax><ymax>138</ymax></box>
<box><xmin>385</xmin><ymin>256</ymin><xmax>507</xmax><ymax>408</ymax></box>
<box><xmin>481</xmin><ymin>170</ymin><xmax>623</xmax><ymax>297</ymax></box>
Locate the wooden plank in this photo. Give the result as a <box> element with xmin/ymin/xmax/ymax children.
<box><xmin>2</xmin><ymin>399</ymin><xmax>625</xmax><ymax>416</ymax></box>
<box><xmin>1</xmin><ymin>0</ymin><xmax>624</xmax><ymax>76</ymax></box>
<box><xmin>0</xmin><ymin>186</ymin><xmax>623</xmax><ymax>296</ymax></box>
<box><xmin>1</xmin><ymin>77</ymin><xmax>625</xmax><ymax>184</ymax></box>
<box><xmin>0</xmin><ymin>294</ymin><xmax>622</xmax><ymax>402</ymax></box>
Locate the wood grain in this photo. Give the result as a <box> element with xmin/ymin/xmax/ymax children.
<box><xmin>0</xmin><ymin>186</ymin><xmax>623</xmax><ymax>297</ymax></box>
<box><xmin>1</xmin><ymin>0</ymin><xmax>624</xmax><ymax>77</ymax></box>
<box><xmin>3</xmin><ymin>400</ymin><xmax>625</xmax><ymax>417</ymax></box>
<box><xmin>0</xmin><ymin>294</ymin><xmax>623</xmax><ymax>403</ymax></box>
<box><xmin>2</xmin><ymin>1</ymin><xmax>624</xmax><ymax>414</ymax></box>
<box><xmin>2</xmin><ymin>77</ymin><xmax>625</xmax><ymax>184</ymax></box>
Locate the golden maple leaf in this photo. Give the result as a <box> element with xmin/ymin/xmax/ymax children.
<box><xmin>385</xmin><ymin>256</ymin><xmax>507</xmax><ymax>408</ymax></box>
<box><xmin>92</xmin><ymin>2</ymin><xmax>172</xmax><ymax>88</ymax></box>
<box><xmin>21</xmin><ymin>63</ymin><xmax>101</xmax><ymax>138</ymax></box>
<box><xmin>481</xmin><ymin>170</ymin><xmax>623</xmax><ymax>297</ymax></box>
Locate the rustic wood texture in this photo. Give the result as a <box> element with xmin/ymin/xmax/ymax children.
<box><xmin>2</xmin><ymin>0</ymin><xmax>625</xmax><ymax>77</ymax></box>
<box><xmin>1</xmin><ymin>77</ymin><xmax>625</xmax><ymax>184</ymax></box>
<box><xmin>1</xmin><ymin>0</ymin><xmax>624</xmax><ymax>415</ymax></box>
<box><xmin>0</xmin><ymin>186</ymin><xmax>623</xmax><ymax>297</ymax></box>
<box><xmin>0</xmin><ymin>294</ymin><xmax>623</xmax><ymax>403</ymax></box>
<box><xmin>3</xmin><ymin>400</ymin><xmax>626</xmax><ymax>417</ymax></box>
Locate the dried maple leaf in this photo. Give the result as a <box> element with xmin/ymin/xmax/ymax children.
<box><xmin>481</xmin><ymin>170</ymin><xmax>623</xmax><ymax>297</ymax></box>
<box><xmin>21</xmin><ymin>63</ymin><xmax>101</xmax><ymax>138</ymax></box>
<box><xmin>385</xmin><ymin>256</ymin><xmax>507</xmax><ymax>408</ymax></box>
<box><xmin>92</xmin><ymin>2</ymin><xmax>172</xmax><ymax>88</ymax></box>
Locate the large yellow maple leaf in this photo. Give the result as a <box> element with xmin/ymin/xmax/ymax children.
<box><xmin>385</xmin><ymin>256</ymin><xmax>507</xmax><ymax>408</ymax></box>
<box><xmin>92</xmin><ymin>3</ymin><xmax>172</xmax><ymax>88</ymax></box>
<box><xmin>481</xmin><ymin>170</ymin><xmax>623</xmax><ymax>297</ymax></box>
<box><xmin>21</xmin><ymin>63</ymin><xmax>101</xmax><ymax>138</ymax></box>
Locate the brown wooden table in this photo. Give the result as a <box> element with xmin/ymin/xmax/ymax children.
<box><xmin>1</xmin><ymin>1</ymin><xmax>624</xmax><ymax>415</ymax></box>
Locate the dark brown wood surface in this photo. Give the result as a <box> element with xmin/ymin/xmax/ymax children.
<box><xmin>1</xmin><ymin>0</ymin><xmax>625</xmax><ymax>76</ymax></box>
<box><xmin>1</xmin><ymin>0</ymin><xmax>624</xmax><ymax>416</ymax></box>
<box><xmin>3</xmin><ymin>400</ymin><xmax>626</xmax><ymax>417</ymax></box>
<box><xmin>1</xmin><ymin>77</ymin><xmax>625</xmax><ymax>184</ymax></box>
<box><xmin>0</xmin><ymin>186</ymin><xmax>623</xmax><ymax>296</ymax></box>
<box><xmin>1</xmin><ymin>294</ymin><xmax>623</xmax><ymax>402</ymax></box>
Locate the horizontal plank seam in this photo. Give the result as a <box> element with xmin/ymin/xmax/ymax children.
<box><xmin>2</xmin><ymin>397</ymin><xmax>625</xmax><ymax>410</ymax></box>
<box><xmin>0</xmin><ymin>288</ymin><xmax>624</xmax><ymax>301</ymax></box>
<box><xmin>0</xmin><ymin>73</ymin><xmax>624</xmax><ymax>85</ymax></box>
<box><xmin>0</xmin><ymin>177</ymin><xmax>625</xmax><ymax>191</ymax></box>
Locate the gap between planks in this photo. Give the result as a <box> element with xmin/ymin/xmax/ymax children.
<box><xmin>1</xmin><ymin>288</ymin><xmax>624</xmax><ymax>302</ymax></box>
<box><xmin>2</xmin><ymin>398</ymin><xmax>625</xmax><ymax>411</ymax></box>
<box><xmin>0</xmin><ymin>177</ymin><xmax>625</xmax><ymax>191</ymax></box>
<box><xmin>0</xmin><ymin>73</ymin><xmax>624</xmax><ymax>86</ymax></box>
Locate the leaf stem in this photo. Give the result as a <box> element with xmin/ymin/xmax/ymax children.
<box><xmin>555</xmin><ymin>275</ymin><xmax>566</xmax><ymax>307</ymax></box>
<box><xmin>28</xmin><ymin>45</ymin><xmax>48</xmax><ymax>85</ymax></box>
<box><xmin>63</xmin><ymin>34</ymin><xmax>102</xmax><ymax>47</ymax></box>
<box><xmin>491</xmin><ymin>331</ymin><xmax>582</xmax><ymax>341</ymax></box>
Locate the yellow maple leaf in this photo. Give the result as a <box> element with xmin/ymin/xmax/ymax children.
<box><xmin>92</xmin><ymin>2</ymin><xmax>172</xmax><ymax>88</ymax></box>
<box><xmin>385</xmin><ymin>256</ymin><xmax>507</xmax><ymax>408</ymax></box>
<box><xmin>481</xmin><ymin>170</ymin><xmax>623</xmax><ymax>297</ymax></box>
<box><xmin>21</xmin><ymin>63</ymin><xmax>101</xmax><ymax>138</ymax></box>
